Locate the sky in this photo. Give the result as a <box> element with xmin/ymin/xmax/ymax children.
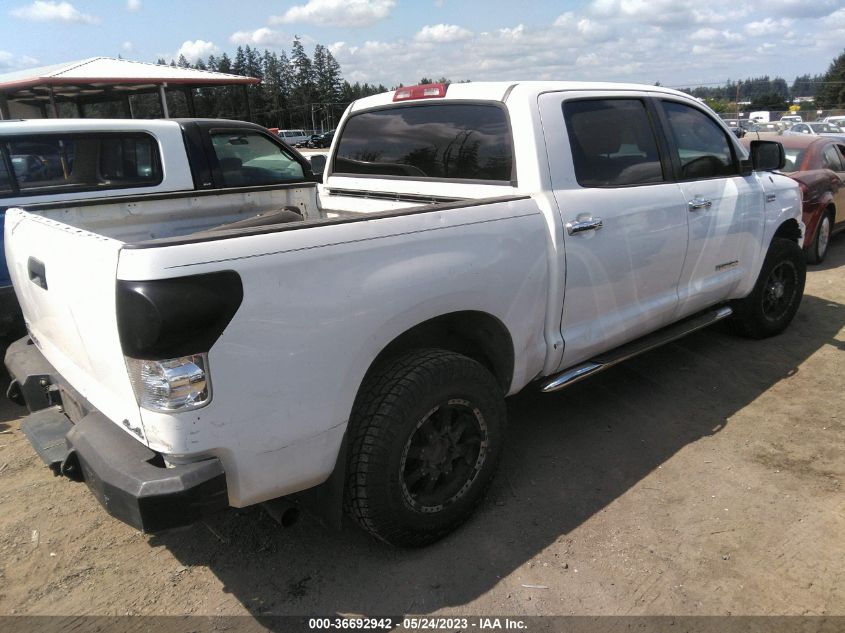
<box><xmin>1</xmin><ymin>0</ymin><xmax>845</xmax><ymax>90</ymax></box>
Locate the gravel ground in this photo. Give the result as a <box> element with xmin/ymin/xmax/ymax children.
<box><xmin>0</xmin><ymin>235</ymin><xmax>843</xmax><ymax>619</ymax></box>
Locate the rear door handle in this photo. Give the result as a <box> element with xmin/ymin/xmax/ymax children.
<box><xmin>566</xmin><ymin>217</ymin><xmax>603</xmax><ymax>235</ymax></box>
<box><xmin>28</xmin><ymin>257</ymin><xmax>47</xmax><ymax>290</ymax></box>
<box><xmin>688</xmin><ymin>197</ymin><xmax>712</xmax><ymax>211</ymax></box>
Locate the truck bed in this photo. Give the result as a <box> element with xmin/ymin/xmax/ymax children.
<box><xmin>16</xmin><ymin>182</ymin><xmax>320</xmax><ymax>244</ymax></box>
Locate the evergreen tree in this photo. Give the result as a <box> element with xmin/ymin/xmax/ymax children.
<box><xmin>233</xmin><ymin>46</ymin><xmax>247</xmax><ymax>76</ymax></box>
<box><xmin>290</xmin><ymin>37</ymin><xmax>315</xmax><ymax>128</ymax></box>
<box><xmin>816</xmin><ymin>50</ymin><xmax>845</xmax><ymax>109</ymax></box>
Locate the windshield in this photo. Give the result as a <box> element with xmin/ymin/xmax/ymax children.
<box><xmin>333</xmin><ymin>103</ymin><xmax>514</xmax><ymax>182</ymax></box>
<box><xmin>783</xmin><ymin>148</ymin><xmax>805</xmax><ymax>171</ymax></box>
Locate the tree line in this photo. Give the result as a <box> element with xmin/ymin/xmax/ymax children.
<box><xmin>156</xmin><ymin>38</ymin><xmax>391</xmax><ymax>130</ymax></box>
<box><xmin>154</xmin><ymin>40</ymin><xmax>845</xmax><ymax>126</ymax></box>
<box><xmin>675</xmin><ymin>48</ymin><xmax>845</xmax><ymax>112</ymax></box>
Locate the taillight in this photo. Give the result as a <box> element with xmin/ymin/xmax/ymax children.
<box><xmin>117</xmin><ymin>271</ymin><xmax>243</xmax><ymax>412</ymax></box>
<box><xmin>393</xmin><ymin>83</ymin><xmax>448</xmax><ymax>102</ymax></box>
<box><xmin>126</xmin><ymin>355</ymin><xmax>210</xmax><ymax>412</ymax></box>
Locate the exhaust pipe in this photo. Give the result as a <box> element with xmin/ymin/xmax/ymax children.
<box><xmin>262</xmin><ymin>497</ymin><xmax>301</xmax><ymax>528</ymax></box>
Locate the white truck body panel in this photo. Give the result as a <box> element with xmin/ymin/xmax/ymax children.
<box><xmin>4</xmin><ymin>82</ymin><xmax>804</xmax><ymax>515</ymax></box>
<box><xmin>5</xmin><ymin>210</ymin><xmax>145</xmax><ymax>436</ymax></box>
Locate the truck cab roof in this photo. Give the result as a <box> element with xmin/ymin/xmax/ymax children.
<box><xmin>349</xmin><ymin>81</ymin><xmax>696</xmax><ymax>112</ymax></box>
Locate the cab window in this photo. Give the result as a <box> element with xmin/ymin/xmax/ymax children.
<box><xmin>333</xmin><ymin>104</ymin><xmax>514</xmax><ymax>182</ymax></box>
<box><xmin>563</xmin><ymin>98</ymin><xmax>665</xmax><ymax>187</ymax></box>
<box><xmin>0</xmin><ymin>153</ymin><xmax>12</xmax><ymax>193</ymax></box>
<box><xmin>1</xmin><ymin>133</ymin><xmax>162</xmax><ymax>197</ymax></box>
<box><xmin>660</xmin><ymin>101</ymin><xmax>737</xmax><ymax>180</ymax></box>
<box><xmin>822</xmin><ymin>144</ymin><xmax>844</xmax><ymax>171</ymax></box>
<box><xmin>210</xmin><ymin>130</ymin><xmax>304</xmax><ymax>187</ymax></box>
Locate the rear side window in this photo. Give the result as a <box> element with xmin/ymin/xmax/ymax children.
<box><xmin>660</xmin><ymin>101</ymin><xmax>737</xmax><ymax>180</ymax></box>
<box><xmin>1</xmin><ymin>133</ymin><xmax>162</xmax><ymax>197</ymax></box>
<box><xmin>822</xmin><ymin>144</ymin><xmax>844</xmax><ymax>171</ymax></box>
<box><xmin>0</xmin><ymin>154</ymin><xmax>12</xmax><ymax>193</ymax></box>
<box><xmin>333</xmin><ymin>104</ymin><xmax>514</xmax><ymax>182</ymax></box>
<box><xmin>563</xmin><ymin>99</ymin><xmax>664</xmax><ymax>187</ymax></box>
<box><xmin>210</xmin><ymin>130</ymin><xmax>304</xmax><ymax>187</ymax></box>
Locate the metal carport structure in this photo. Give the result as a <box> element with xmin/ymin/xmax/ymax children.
<box><xmin>0</xmin><ymin>57</ymin><xmax>259</xmax><ymax>120</ymax></box>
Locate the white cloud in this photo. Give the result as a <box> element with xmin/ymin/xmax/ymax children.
<box><xmin>175</xmin><ymin>40</ymin><xmax>220</xmax><ymax>63</ymax></box>
<box><xmin>497</xmin><ymin>24</ymin><xmax>525</xmax><ymax>40</ymax></box>
<box><xmin>0</xmin><ymin>51</ymin><xmax>39</xmax><ymax>71</ymax></box>
<box><xmin>230</xmin><ymin>27</ymin><xmax>291</xmax><ymax>48</ymax></box>
<box><xmin>270</xmin><ymin>0</ymin><xmax>395</xmax><ymax>28</ymax></box>
<box><xmin>121</xmin><ymin>41</ymin><xmax>134</xmax><ymax>53</ymax></box>
<box><xmin>744</xmin><ymin>17</ymin><xmax>792</xmax><ymax>37</ymax></box>
<box><xmin>576</xmin><ymin>18</ymin><xmax>612</xmax><ymax>41</ymax></box>
<box><xmin>326</xmin><ymin>0</ymin><xmax>845</xmax><ymax>94</ymax></box>
<box><xmin>414</xmin><ymin>24</ymin><xmax>473</xmax><ymax>43</ymax></box>
<box><xmin>126</xmin><ymin>0</ymin><xmax>141</xmax><ymax>12</ymax></box>
<box><xmin>766</xmin><ymin>0</ymin><xmax>839</xmax><ymax>18</ymax></box>
<box><xmin>576</xmin><ymin>53</ymin><xmax>601</xmax><ymax>67</ymax></box>
<box><xmin>10</xmin><ymin>1</ymin><xmax>98</xmax><ymax>24</ymax></box>
<box><xmin>553</xmin><ymin>12</ymin><xmax>576</xmax><ymax>28</ymax></box>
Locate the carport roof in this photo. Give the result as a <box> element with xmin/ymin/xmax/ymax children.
<box><xmin>0</xmin><ymin>57</ymin><xmax>259</xmax><ymax>93</ymax></box>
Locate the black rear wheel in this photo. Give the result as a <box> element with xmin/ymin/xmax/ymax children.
<box><xmin>346</xmin><ymin>349</ymin><xmax>506</xmax><ymax>547</ymax></box>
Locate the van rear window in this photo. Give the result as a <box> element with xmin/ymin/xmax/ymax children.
<box><xmin>332</xmin><ymin>104</ymin><xmax>514</xmax><ymax>182</ymax></box>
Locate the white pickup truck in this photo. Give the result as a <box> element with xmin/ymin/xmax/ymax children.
<box><xmin>5</xmin><ymin>82</ymin><xmax>805</xmax><ymax>547</ymax></box>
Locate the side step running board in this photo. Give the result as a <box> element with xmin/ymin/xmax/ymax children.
<box><xmin>540</xmin><ymin>305</ymin><xmax>733</xmax><ymax>393</ymax></box>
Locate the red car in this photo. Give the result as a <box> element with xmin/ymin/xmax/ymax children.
<box><xmin>743</xmin><ymin>134</ymin><xmax>845</xmax><ymax>263</ymax></box>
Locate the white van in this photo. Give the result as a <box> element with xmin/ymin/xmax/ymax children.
<box><xmin>277</xmin><ymin>129</ymin><xmax>310</xmax><ymax>146</ymax></box>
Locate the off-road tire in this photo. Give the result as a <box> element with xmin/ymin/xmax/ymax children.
<box><xmin>345</xmin><ymin>349</ymin><xmax>506</xmax><ymax>547</ymax></box>
<box><xmin>729</xmin><ymin>237</ymin><xmax>806</xmax><ymax>339</ymax></box>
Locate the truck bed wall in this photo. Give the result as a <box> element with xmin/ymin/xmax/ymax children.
<box><xmin>18</xmin><ymin>183</ymin><xmax>319</xmax><ymax>244</ymax></box>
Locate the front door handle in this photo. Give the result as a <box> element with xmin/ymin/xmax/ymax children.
<box><xmin>688</xmin><ymin>197</ymin><xmax>713</xmax><ymax>211</ymax></box>
<box><xmin>566</xmin><ymin>217</ymin><xmax>603</xmax><ymax>235</ymax></box>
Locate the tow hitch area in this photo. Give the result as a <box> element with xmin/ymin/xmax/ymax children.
<box><xmin>20</xmin><ymin>405</ymin><xmax>81</xmax><ymax>479</ymax></box>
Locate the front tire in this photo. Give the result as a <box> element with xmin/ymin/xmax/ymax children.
<box><xmin>730</xmin><ymin>237</ymin><xmax>806</xmax><ymax>339</ymax></box>
<box><xmin>346</xmin><ymin>349</ymin><xmax>506</xmax><ymax>547</ymax></box>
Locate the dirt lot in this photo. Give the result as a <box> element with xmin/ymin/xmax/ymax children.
<box><xmin>0</xmin><ymin>237</ymin><xmax>843</xmax><ymax>619</ymax></box>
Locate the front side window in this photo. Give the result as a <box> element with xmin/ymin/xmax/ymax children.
<box><xmin>333</xmin><ymin>104</ymin><xmax>513</xmax><ymax>182</ymax></box>
<box><xmin>660</xmin><ymin>101</ymin><xmax>737</xmax><ymax>180</ymax></box>
<box><xmin>563</xmin><ymin>99</ymin><xmax>664</xmax><ymax>187</ymax></box>
<box><xmin>4</xmin><ymin>133</ymin><xmax>162</xmax><ymax>196</ymax></box>
<box><xmin>210</xmin><ymin>131</ymin><xmax>304</xmax><ymax>187</ymax></box>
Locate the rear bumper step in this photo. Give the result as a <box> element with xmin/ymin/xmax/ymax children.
<box><xmin>5</xmin><ymin>336</ymin><xmax>229</xmax><ymax>533</ymax></box>
<box><xmin>541</xmin><ymin>305</ymin><xmax>733</xmax><ymax>393</ymax></box>
<box><xmin>20</xmin><ymin>406</ymin><xmax>74</xmax><ymax>475</ymax></box>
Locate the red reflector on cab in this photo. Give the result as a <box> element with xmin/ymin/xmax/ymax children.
<box><xmin>393</xmin><ymin>83</ymin><xmax>448</xmax><ymax>102</ymax></box>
